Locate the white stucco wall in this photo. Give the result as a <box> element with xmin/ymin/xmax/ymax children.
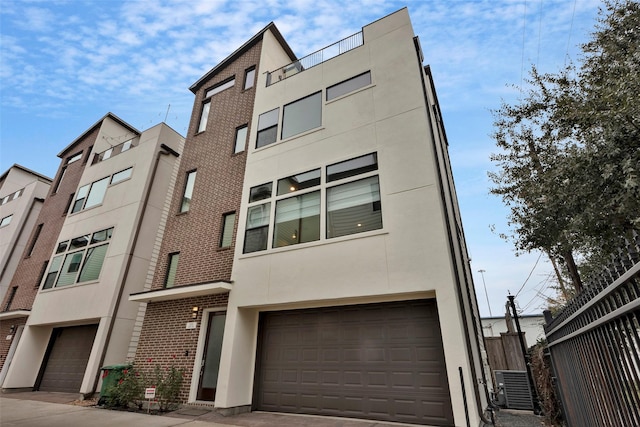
<box><xmin>215</xmin><ymin>9</ymin><xmax>483</xmax><ymax>426</ymax></box>
<box><xmin>3</xmin><ymin>120</ymin><xmax>184</xmax><ymax>394</ymax></box>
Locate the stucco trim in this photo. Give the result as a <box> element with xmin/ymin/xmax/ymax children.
<box><xmin>0</xmin><ymin>310</ymin><xmax>30</xmax><ymax>320</ymax></box>
<box><xmin>128</xmin><ymin>282</ymin><xmax>232</xmax><ymax>303</ymax></box>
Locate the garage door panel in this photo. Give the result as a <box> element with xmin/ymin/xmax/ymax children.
<box><xmin>39</xmin><ymin>324</ymin><xmax>98</xmax><ymax>393</ymax></box>
<box><xmin>255</xmin><ymin>300</ymin><xmax>454</xmax><ymax>425</ymax></box>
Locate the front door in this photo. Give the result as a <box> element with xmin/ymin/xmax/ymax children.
<box><xmin>196</xmin><ymin>311</ymin><xmax>226</xmax><ymax>401</ymax></box>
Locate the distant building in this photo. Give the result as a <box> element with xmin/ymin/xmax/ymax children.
<box><xmin>0</xmin><ymin>114</ymin><xmax>183</xmax><ymax>395</ymax></box>
<box><xmin>129</xmin><ymin>8</ymin><xmax>489</xmax><ymax>426</ymax></box>
<box><xmin>482</xmin><ymin>314</ymin><xmax>546</xmax><ymax>347</ymax></box>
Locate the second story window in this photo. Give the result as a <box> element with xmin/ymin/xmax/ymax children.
<box><xmin>42</xmin><ymin>227</ymin><xmax>113</xmax><ymax>289</ymax></box>
<box><xmin>165</xmin><ymin>252</ymin><xmax>179</xmax><ymax>288</ymax></box>
<box><xmin>180</xmin><ymin>170</ymin><xmax>197</xmax><ymax>213</ymax></box>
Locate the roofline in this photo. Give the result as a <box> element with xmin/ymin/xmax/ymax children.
<box><xmin>189</xmin><ymin>22</ymin><xmax>296</xmax><ymax>94</ymax></box>
<box><xmin>57</xmin><ymin>112</ymin><xmax>139</xmax><ymax>158</ymax></box>
<box><xmin>0</xmin><ymin>164</ymin><xmax>53</xmax><ymax>183</ymax></box>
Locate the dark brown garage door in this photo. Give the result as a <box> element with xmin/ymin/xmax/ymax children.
<box><xmin>254</xmin><ymin>300</ymin><xmax>454</xmax><ymax>426</ymax></box>
<box><xmin>38</xmin><ymin>324</ymin><xmax>98</xmax><ymax>393</ymax></box>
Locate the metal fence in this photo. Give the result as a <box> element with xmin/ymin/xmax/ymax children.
<box><xmin>266</xmin><ymin>31</ymin><xmax>363</xmax><ymax>86</ymax></box>
<box><xmin>544</xmin><ymin>232</ymin><xmax>640</xmax><ymax>426</ymax></box>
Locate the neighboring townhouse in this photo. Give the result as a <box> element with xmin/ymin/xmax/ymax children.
<box><xmin>0</xmin><ymin>113</ymin><xmax>184</xmax><ymax>396</ymax></box>
<box><xmin>131</xmin><ymin>8</ymin><xmax>489</xmax><ymax>427</ymax></box>
<box><xmin>0</xmin><ymin>165</ymin><xmax>51</xmax><ymax>385</ymax></box>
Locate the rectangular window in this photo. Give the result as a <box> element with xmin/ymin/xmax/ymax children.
<box><xmin>36</xmin><ymin>261</ymin><xmax>48</xmax><ymax>288</ymax></box>
<box><xmin>243</xmin><ymin>203</ymin><xmax>270</xmax><ymax>253</ymax></box>
<box><xmin>121</xmin><ymin>139</ymin><xmax>133</xmax><ymax>152</ymax></box>
<box><xmin>206</xmin><ymin>77</ymin><xmax>235</xmax><ymax>97</ymax></box>
<box><xmin>256</xmin><ymin>108</ymin><xmax>279</xmax><ymax>148</ymax></box>
<box><xmin>64</xmin><ymin>193</ymin><xmax>75</xmax><ymax>216</ymax></box>
<box><xmin>43</xmin><ymin>255</ymin><xmax>63</xmax><ymax>289</ymax></box>
<box><xmin>273</xmin><ymin>191</ymin><xmax>320</xmax><ymax>248</ymax></box>
<box><xmin>67</xmin><ymin>152</ymin><xmax>83</xmax><ymax>164</ymax></box>
<box><xmin>165</xmin><ymin>252</ymin><xmax>179</xmax><ymax>288</ymax></box>
<box><xmin>327</xmin><ymin>153</ymin><xmax>378</xmax><ymax>182</ymax></box>
<box><xmin>71</xmin><ymin>185</ymin><xmax>89</xmax><ymax>213</ymax></box>
<box><xmin>102</xmin><ymin>147</ymin><xmax>113</xmax><ymax>160</ymax></box>
<box><xmin>180</xmin><ymin>170</ymin><xmax>197</xmax><ymax>213</ymax></box>
<box><xmin>42</xmin><ymin>227</ymin><xmax>113</xmax><ymax>290</ymax></box>
<box><xmin>249</xmin><ymin>182</ymin><xmax>272</xmax><ymax>202</ymax></box>
<box><xmin>244</xmin><ymin>67</ymin><xmax>256</xmax><ymax>90</ymax></box>
<box><xmin>83</xmin><ymin>177</ymin><xmax>109</xmax><ymax>209</ymax></box>
<box><xmin>1</xmin><ymin>196</ymin><xmax>9</xmax><ymax>205</ymax></box>
<box><xmin>198</xmin><ymin>101</ymin><xmax>211</xmax><ymax>133</ymax></box>
<box><xmin>111</xmin><ymin>167</ymin><xmax>132</xmax><ymax>184</ymax></box>
<box><xmin>220</xmin><ymin>212</ymin><xmax>236</xmax><ymax>248</ymax></box>
<box><xmin>52</xmin><ymin>167</ymin><xmax>66</xmax><ymax>194</ymax></box>
<box><xmin>327</xmin><ymin>176</ymin><xmax>382</xmax><ymax>238</ymax></box>
<box><xmin>277</xmin><ymin>169</ymin><xmax>321</xmax><ymax>196</ymax></box>
<box><xmin>242</xmin><ymin>152</ymin><xmax>382</xmax><ymax>254</ymax></box>
<box><xmin>0</xmin><ymin>215</ymin><xmax>12</xmax><ymax>227</ymax></box>
<box><xmin>327</xmin><ymin>71</ymin><xmax>371</xmax><ymax>101</ymax></box>
<box><xmin>234</xmin><ymin>125</ymin><xmax>248</xmax><ymax>154</ymax></box>
<box><xmin>281</xmin><ymin>92</ymin><xmax>322</xmax><ymax>140</ymax></box>
<box><xmin>27</xmin><ymin>223</ymin><xmax>44</xmax><ymax>257</ymax></box>
<box><xmin>12</xmin><ymin>189</ymin><xmax>23</xmax><ymax>200</ymax></box>
<box><xmin>78</xmin><ymin>244</ymin><xmax>108</xmax><ymax>282</ymax></box>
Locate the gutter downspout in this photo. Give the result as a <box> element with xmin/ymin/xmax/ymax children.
<box><xmin>413</xmin><ymin>37</ymin><xmax>493</xmax><ymax>426</ymax></box>
<box><xmin>90</xmin><ymin>143</ymin><xmax>179</xmax><ymax>396</ymax></box>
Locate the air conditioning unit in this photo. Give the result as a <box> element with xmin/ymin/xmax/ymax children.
<box><xmin>494</xmin><ymin>370</ymin><xmax>534</xmax><ymax>410</ymax></box>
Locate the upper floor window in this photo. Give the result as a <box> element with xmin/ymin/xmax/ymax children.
<box><xmin>244</xmin><ymin>67</ymin><xmax>256</xmax><ymax>90</ymax></box>
<box><xmin>198</xmin><ymin>101</ymin><xmax>211</xmax><ymax>133</ymax></box>
<box><xmin>0</xmin><ymin>214</ymin><xmax>12</xmax><ymax>227</ymax></box>
<box><xmin>220</xmin><ymin>212</ymin><xmax>236</xmax><ymax>248</ymax></box>
<box><xmin>52</xmin><ymin>166</ymin><xmax>67</xmax><ymax>194</ymax></box>
<box><xmin>0</xmin><ymin>188</ymin><xmax>23</xmax><ymax>205</ymax></box>
<box><xmin>180</xmin><ymin>170</ymin><xmax>197</xmax><ymax>213</ymax></box>
<box><xmin>281</xmin><ymin>92</ymin><xmax>322</xmax><ymax>140</ymax></box>
<box><xmin>256</xmin><ymin>108</ymin><xmax>279</xmax><ymax>148</ymax></box>
<box><xmin>67</xmin><ymin>152</ymin><xmax>83</xmax><ymax>164</ymax></box>
<box><xmin>42</xmin><ymin>227</ymin><xmax>113</xmax><ymax>289</ymax></box>
<box><xmin>71</xmin><ymin>177</ymin><xmax>109</xmax><ymax>213</ymax></box>
<box><xmin>110</xmin><ymin>167</ymin><xmax>133</xmax><ymax>185</ymax></box>
<box><xmin>27</xmin><ymin>223</ymin><xmax>44</xmax><ymax>257</ymax></box>
<box><xmin>243</xmin><ymin>153</ymin><xmax>381</xmax><ymax>254</ymax></box>
<box><xmin>326</xmin><ymin>71</ymin><xmax>371</xmax><ymax>101</ymax></box>
<box><xmin>206</xmin><ymin>77</ymin><xmax>235</xmax><ymax>98</ymax></box>
<box><xmin>234</xmin><ymin>125</ymin><xmax>248</xmax><ymax>154</ymax></box>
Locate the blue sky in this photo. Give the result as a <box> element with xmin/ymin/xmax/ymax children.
<box><xmin>0</xmin><ymin>0</ymin><xmax>602</xmax><ymax>316</ymax></box>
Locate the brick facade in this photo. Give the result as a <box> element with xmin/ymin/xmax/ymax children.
<box><xmin>133</xmin><ymin>36</ymin><xmax>264</xmax><ymax>404</ymax></box>
<box><xmin>0</xmin><ymin>130</ymin><xmax>97</xmax><ymax>371</ymax></box>
<box><xmin>0</xmin><ymin>317</ymin><xmax>27</xmax><ymax>371</ymax></box>
<box><xmin>149</xmin><ymin>40</ymin><xmax>261</xmax><ymax>290</ymax></box>
<box><xmin>133</xmin><ymin>294</ymin><xmax>229</xmax><ymax>402</ymax></box>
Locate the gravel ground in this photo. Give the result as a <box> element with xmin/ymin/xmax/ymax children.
<box><xmin>493</xmin><ymin>409</ymin><xmax>546</xmax><ymax>426</ymax></box>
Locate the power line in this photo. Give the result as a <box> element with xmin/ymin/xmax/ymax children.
<box><xmin>565</xmin><ymin>0</ymin><xmax>578</xmax><ymax>65</ymax></box>
<box><xmin>515</xmin><ymin>251</ymin><xmax>542</xmax><ymax>298</ymax></box>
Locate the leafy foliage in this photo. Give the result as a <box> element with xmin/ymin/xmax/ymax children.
<box><xmin>490</xmin><ymin>0</ymin><xmax>640</xmax><ymax>294</ymax></box>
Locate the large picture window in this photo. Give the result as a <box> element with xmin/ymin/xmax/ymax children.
<box><xmin>326</xmin><ymin>71</ymin><xmax>371</xmax><ymax>101</ymax></box>
<box><xmin>281</xmin><ymin>92</ymin><xmax>322</xmax><ymax>140</ymax></box>
<box><xmin>242</xmin><ymin>153</ymin><xmax>382</xmax><ymax>254</ymax></box>
<box><xmin>42</xmin><ymin>227</ymin><xmax>113</xmax><ymax>289</ymax></box>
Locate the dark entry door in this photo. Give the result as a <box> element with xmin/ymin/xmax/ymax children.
<box><xmin>39</xmin><ymin>324</ymin><xmax>98</xmax><ymax>393</ymax></box>
<box><xmin>254</xmin><ymin>300</ymin><xmax>454</xmax><ymax>426</ymax></box>
<box><xmin>197</xmin><ymin>311</ymin><xmax>226</xmax><ymax>400</ymax></box>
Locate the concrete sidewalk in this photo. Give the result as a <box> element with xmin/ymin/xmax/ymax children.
<box><xmin>0</xmin><ymin>392</ymin><xmax>545</xmax><ymax>427</ymax></box>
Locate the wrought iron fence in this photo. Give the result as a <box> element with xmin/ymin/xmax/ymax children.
<box><xmin>266</xmin><ymin>31</ymin><xmax>364</xmax><ymax>86</ymax></box>
<box><xmin>544</xmin><ymin>232</ymin><xmax>640</xmax><ymax>426</ymax></box>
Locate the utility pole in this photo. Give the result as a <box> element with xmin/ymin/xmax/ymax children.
<box><xmin>478</xmin><ymin>269</ymin><xmax>492</xmax><ymax>316</ymax></box>
<box><xmin>507</xmin><ymin>294</ymin><xmax>541</xmax><ymax>414</ymax></box>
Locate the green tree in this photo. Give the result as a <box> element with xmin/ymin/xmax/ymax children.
<box><xmin>490</xmin><ymin>0</ymin><xmax>639</xmax><ymax>294</ymax></box>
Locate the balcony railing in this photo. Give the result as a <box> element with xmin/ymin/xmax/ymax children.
<box><xmin>266</xmin><ymin>31</ymin><xmax>364</xmax><ymax>86</ymax></box>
